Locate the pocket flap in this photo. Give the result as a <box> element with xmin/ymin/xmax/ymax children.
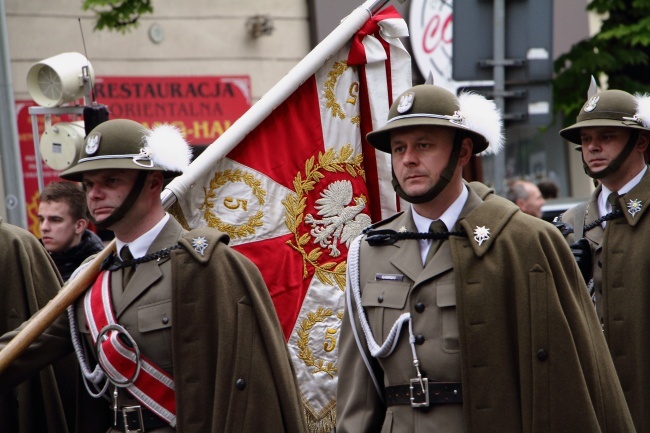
<box><xmin>436</xmin><ymin>283</ymin><xmax>456</xmax><ymax>308</ymax></box>
<box><xmin>362</xmin><ymin>281</ymin><xmax>410</xmax><ymax>309</ymax></box>
<box><xmin>138</xmin><ymin>300</ymin><xmax>172</xmax><ymax>332</ymax></box>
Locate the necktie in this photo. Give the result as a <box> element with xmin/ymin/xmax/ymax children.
<box><xmin>607</xmin><ymin>192</ymin><xmax>620</xmax><ymax>213</ymax></box>
<box><xmin>425</xmin><ymin>220</ymin><xmax>448</xmax><ymax>264</ymax></box>
<box><xmin>120</xmin><ymin>245</ymin><xmax>135</xmax><ymax>288</ymax></box>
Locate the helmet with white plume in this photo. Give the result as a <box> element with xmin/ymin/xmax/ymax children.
<box><xmin>366</xmin><ymin>84</ymin><xmax>504</xmax><ymax>155</ymax></box>
<box><xmin>60</xmin><ymin>119</ymin><xmax>192</xmax><ymax>229</ymax></box>
<box><xmin>560</xmin><ymin>77</ymin><xmax>650</xmax><ymax>179</ymax></box>
<box><xmin>60</xmin><ymin>119</ymin><xmax>192</xmax><ymax>181</ymax></box>
<box><xmin>366</xmin><ymin>84</ymin><xmax>504</xmax><ymax>203</ymax></box>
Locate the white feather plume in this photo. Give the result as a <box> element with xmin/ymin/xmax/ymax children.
<box><xmin>634</xmin><ymin>93</ymin><xmax>650</xmax><ymax>128</ymax></box>
<box><xmin>458</xmin><ymin>92</ymin><xmax>505</xmax><ymax>155</ymax></box>
<box><xmin>143</xmin><ymin>124</ymin><xmax>192</xmax><ymax>173</ymax></box>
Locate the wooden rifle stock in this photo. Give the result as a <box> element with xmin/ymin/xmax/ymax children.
<box><xmin>0</xmin><ymin>239</ymin><xmax>116</xmax><ymax>374</ymax></box>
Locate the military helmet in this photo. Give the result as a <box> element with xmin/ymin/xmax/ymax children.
<box><xmin>366</xmin><ymin>84</ymin><xmax>504</xmax><ymax>155</ymax></box>
<box><xmin>60</xmin><ymin>119</ymin><xmax>191</xmax><ymax>181</ymax></box>
<box><xmin>560</xmin><ymin>89</ymin><xmax>650</xmax><ymax>145</ymax></box>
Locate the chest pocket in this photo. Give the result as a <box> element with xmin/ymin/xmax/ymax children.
<box><xmin>362</xmin><ymin>281</ymin><xmax>410</xmax><ymax>342</ymax></box>
<box><xmin>137</xmin><ymin>300</ymin><xmax>173</xmax><ymax>371</ymax></box>
<box><xmin>436</xmin><ymin>282</ymin><xmax>459</xmax><ymax>353</ymax></box>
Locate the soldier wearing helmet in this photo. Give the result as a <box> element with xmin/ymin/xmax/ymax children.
<box><xmin>556</xmin><ymin>81</ymin><xmax>650</xmax><ymax>432</ymax></box>
<box><xmin>0</xmin><ymin>119</ymin><xmax>307</xmax><ymax>433</ymax></box>
<box><xmin>336</xmin><ymin>84</ymin><xmax>634</xmax><ymax>433</ymax></box>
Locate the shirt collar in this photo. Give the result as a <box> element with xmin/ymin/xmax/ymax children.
<box><xmin>599</xmin><ymin>165</ymin><xmax>648</xmax><ymax>216</ymax></box>
<box><xmin>116</xmin><ymin>213</ymin><xmax>170</xmax><ymax>260</ymax></box>
<box><xmin>412</xmin><ymin>184</ymin><xmax>469</xmax><ymax>233</ymax></box>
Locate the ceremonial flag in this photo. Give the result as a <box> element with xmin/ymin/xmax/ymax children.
<box><xmin>169</xmin><ymin>4</ymin><xmax>411</xmax><ymax>431</ymax></box>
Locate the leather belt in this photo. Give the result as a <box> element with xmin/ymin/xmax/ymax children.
<box><xmin>115</xmin><ymin>405</ymin><xmax>169</xmax><ymax>432</ymax></box>
<box><xmin>385</xmin><ymin>381</ymin><xmax>462</xmax><ymax>407</ymax></box>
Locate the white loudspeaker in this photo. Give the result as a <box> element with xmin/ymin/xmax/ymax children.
<box><xmin>26</xmin><ymin>52</ymin><xmax>95</xmax><ymax>107</ymax></box>
<box><xmin>40</xmin><ymin>122</ymin><xmax>85</xmax><ymax>170</ymax></box>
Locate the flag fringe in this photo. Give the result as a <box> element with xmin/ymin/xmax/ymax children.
<box><xmin>305</xmin><ymin>404</ymin><xmax>336</xmax><ymax>433</ymax></box>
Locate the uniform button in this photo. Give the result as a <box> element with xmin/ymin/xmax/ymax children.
<box><xmin>236</xmin><ymin>378</ymin><xmax>246</xmax><ymax>390</ymax></box>
<box><xmin>162</xmin><ymin>314</ymin><xmax>169</xmax><ymax>325</ymax></box>
<box><xmin>415</xmin><ymin>302</ymin><xmax>425</xmax><ymax>313</ymax></box>
<box><xmin>537</xmin><ymin>349</ymin><xmax>548</xmax><ymax>362</ymax></box>
<box><xmin>377</xmin><ymin>295</ymin><xmax>384</xmax><ymax>303</ymax></box>
<box><xmin>415</xmin><ymin>334</ymin><xmax>425</xmax><ymax>345</ymax></box>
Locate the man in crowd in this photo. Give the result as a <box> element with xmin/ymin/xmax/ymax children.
<box><xmin>38</xmin><ymin>181</ymin><xmax>104</xmax><ymax>281</ymax></box>
<box><xmin>556</xmin><ymin>84</ymin><xmax>650</xmax><ymax>432</ymax></box>
<box><xmin>506</xmin><ymin>179</ymin><xmax>546</xmax><ymax>218</ymax></box>
<box><xmin>336</xmin><ymin>83</ymin><xmax>634</xmax><ymax>433</ymax></box>
<box><xmin>0</xmin><ymin>119</ymin><xmax>307</xmax><ymax>433</ymax></box>
<box><xmin>0</xmin><ymin>219</ymin><xmax>74</xmax><ymax>433</ymax></box>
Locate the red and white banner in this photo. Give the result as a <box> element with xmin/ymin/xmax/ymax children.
<box><xmin>175</xmin><ymin>7</ymin><xmax>410</xmax><ymax>432</ymax></box>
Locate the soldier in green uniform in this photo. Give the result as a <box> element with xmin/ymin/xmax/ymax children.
<box><xmin>336</xmin><ymin>83</ymin><xmax>635</xmax><ymax>433</ymax></box>
<box><xmin>0</xmin><ymin>119</ymin><xmax>307</xmax><ymax>433</ymax></box>
<box><xmin>556</xmin><ymin>83</ymin><xmax>650</xmax><ymax>433</ymax></box>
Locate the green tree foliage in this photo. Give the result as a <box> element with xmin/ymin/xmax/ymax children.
<box><xmin>554</xmin><ymin>0</ymin><xmax>650</xmax><ymax>126</ymax></box>
<box><xmin>82</xmin><ymin>0</ymin><xmax>153</xmax><ymax>32</ymax></box>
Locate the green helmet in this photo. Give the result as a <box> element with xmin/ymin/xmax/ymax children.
<box><xmin>366</xmin><ymin>84</ymin><xmax>504</xmax><ymax>155</ymax></box>
<box><xmin>560</xmin><ymin>84</ymin><xmax>650</xmax><ymax>179</ymax></box>
<box><xmin>366</xmin><ymin>84</ymin><xmax>503</xmax><ymax>204</ymax></box>
<box><xmin>60</xmin><ymin>119</ymin><xmax>191</xmax><ymax>181</ymax></box>
<box><xmin>560</xmin><ymin>89</ymin><xmax>650</xmax><ymax>145</ymax></box>
<box><xmin>59</xmin><ymin>119</ymin><xmax>191</xmax><ymax>229</ymax></box>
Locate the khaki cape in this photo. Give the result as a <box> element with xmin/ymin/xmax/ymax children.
<box><xmin>561</xmin><ymin>168</ymin><xmax>650</xmax><ymax>433</ymax></box>
<box><xmin>0</xmin><ymin>219</ymin><xmax>75</xmax><ymax>433</ymax></box>
<box><xmin>337</xmin><ymin>183</ymin><xmax>634</xmax><ymax>433</ymax></box>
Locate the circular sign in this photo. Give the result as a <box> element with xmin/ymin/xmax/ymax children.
<box><xmin>409</xmin><ymin>0</ymin><xmax>456</xmax><ymax>93</ymax></box>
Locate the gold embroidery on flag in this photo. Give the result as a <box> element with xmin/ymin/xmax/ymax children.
<box><xmin>324</xmin><ymin>61</ymin><xmax>360</xmax><ymax>125</ymax></box>
<box><xmin>297</xmin><ymin>307</ymin><xmax>343</xmax><ymax>378</ymax></box>
<box><xmin>282</xmin><ymin>145</ymin><xmax>365</xmax><ymax>290</ymax></box>
<box><xmin>200</xmin><ymin>169</ymin><xmax>266</xmax><ymax>238</ymax></box>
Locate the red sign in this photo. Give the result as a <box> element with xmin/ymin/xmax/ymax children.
<box><xmin>16</xmin><ymin>75</ymin><xmax>251</xmax><ymax>232</ymax></box>
<box><xmin>93</xmin><ymin>76</ymin><xmax>251</xmax><ymax>145</ymax></box>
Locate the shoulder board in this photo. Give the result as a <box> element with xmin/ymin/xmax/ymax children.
<box><xmin>362</xmin><ymin>211</ymin><xmax>404</xmax><ymax>234</ymax></box>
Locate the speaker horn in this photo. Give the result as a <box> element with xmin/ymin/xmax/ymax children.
<box><xmin>26</xmin><ymin>52</ymin><xmax>94</xmax><ymax>107</ymax></box>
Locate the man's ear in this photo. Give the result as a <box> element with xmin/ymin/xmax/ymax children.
<box><xmin>75</xmin><ymin>218</ymin><xmax>87</xmax><ymax>235</ymax></box>
<box><xmin>636</xmin><ymin>131</ymin><xmax>650</xmax><ymax>152</ymax></box>
<box><xmin>458</xmin><ymin>137</ymin><xmax>473</xmax><ymax>166</ymax></box>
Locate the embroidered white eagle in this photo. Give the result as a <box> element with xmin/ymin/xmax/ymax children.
<box><xmin>305</xmin><ymin>180</ymin><xmax>372</xmax><ymax>257</ymax></box>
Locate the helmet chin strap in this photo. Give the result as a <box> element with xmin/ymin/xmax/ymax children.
<box><xmin>88</xmin><ymin>171</ymin><xmax>149</xmax><ymax>230</ymax></box>
<box><xmin>583</xmin><ymin>130</ymin><xmax>639</xmax><ymax>179</ymax></box>
<box><xmin>392</xmin><ymin>131</ymin><xmax>464</xmax><ymax>204</ymax></box>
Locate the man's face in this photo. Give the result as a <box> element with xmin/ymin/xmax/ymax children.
<box><xmin>390</xmin><ymin>125</ymin><xmax>456</xmax><ymax>197</ymax></box>
<box><xmin>38</xmin><ymin>200</ymin><xmax>84</xmax><ymax>253</ymax></box>
<box><xmin>580</xmin><ymin>126</ymin><xmax>631</xmax><ymax>174</ymax></box>
<box><xmin>519</xmin><ymin>183</ymin><xmax>545</xmax><ymax>218</ymax></box>
<box><xmin>81</xmin><ymin>169</ymin><xmax>139</xmax><ymax>224</ymax></box>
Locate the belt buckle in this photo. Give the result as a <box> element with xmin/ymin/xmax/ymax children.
<box><xmin>122</xmin><ymin>405</ymin><xmax>145</xmax><ymax>433</ymax></box>
<box><xmin>409</xmin><ymin>377</ymin><xmax>429</xmax><ymax>408</ymax></box>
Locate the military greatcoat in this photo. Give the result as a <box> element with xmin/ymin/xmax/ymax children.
<box><xmin>0</xmin><ymin>217</ymin><xmax>307</xmax><ymax>433</ymax></box>
<box><xmin>0</xmin><ymin>218</ymin><xmax>75</xmax><ymax>433</ymax></box>
<box><xmin>337</xmin><ymin>182</ymin><xmax>634</xmax><ymax>433</ymax></box>
<box><xmin>560</xmin><ymin>168</ymin><xmax>650</xmax><ymax>433</ymax></box>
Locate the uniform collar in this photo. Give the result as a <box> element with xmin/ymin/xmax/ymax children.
<box><xmin>116</xmin><ymin>213</ymin><xmax>170</xmax><ymax>259</ymax></box>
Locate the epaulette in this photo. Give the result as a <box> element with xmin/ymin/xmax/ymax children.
<box><xmin>361</xmin><ymin>211</ymin><xmax>404</xmax><ymax>235</ymax></box>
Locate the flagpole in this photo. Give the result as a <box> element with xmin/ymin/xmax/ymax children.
<box><xmin>161</xmin><ymin>0</ymin><xmax>394</xmax><ymax>210</ymax></box>
<box><xmin>0</xmin><ymin>0</ymin><xmax>397</xmax><ymax>374</ymax></box>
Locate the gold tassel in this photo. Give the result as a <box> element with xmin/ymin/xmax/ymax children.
<box><xmin>305</xmin><ymin>403</ymin><xmax>336</xmax><ymax>433</ymax></box>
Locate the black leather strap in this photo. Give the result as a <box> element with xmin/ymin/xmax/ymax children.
<box><xmin>385</xmin><ymin>381</ymin><xmax>462</xmax><ymax>406</ymax></box>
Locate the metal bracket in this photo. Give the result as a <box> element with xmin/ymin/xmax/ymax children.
<box><xmin>478</xmin><ymin>58</ymin><xmax>527</xmax><ymax>68</ymax></box>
